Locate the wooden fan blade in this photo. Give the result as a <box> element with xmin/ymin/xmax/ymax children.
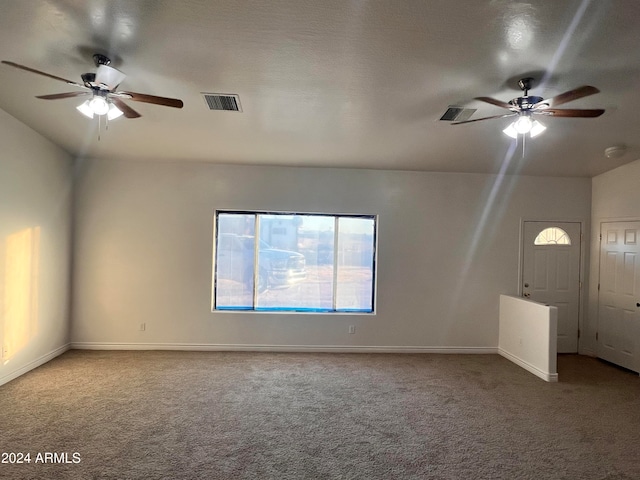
<box><xmin>111</xmin><ymin>97</ymin><xmax>142</xmax><ymax>118</ymax></box>
<box><xmin>118</xmin><ymin>91</ymin><xmax>183</xmax><ymax>108</ymax></box>
<box><xmin>2</xmin><ymin>60</ymin><xmax>86</xmax><ymax>88</ymax></box>
<box><xmin>543</xmin><ymin>86</ymin><xmax>600</xmax><ymax>107</ymax></box>
<box><xmin>36</xmin><ymin>91</ymin><xmax>90</xmax><ymax>100</ymax></box>
<box><xmin>537</xmin><ymin>108</ymin><xmax>605</xmax><ymax>118</ymax></box>
<box><xmin>452</xmin><ymin>113</ymin><xmax>517</xmax><ymax>125</ymax></box>
<box><xmin>474</xmin><ymin>96</ymin><xmax>514</xmax><ymax>110</ymax></box>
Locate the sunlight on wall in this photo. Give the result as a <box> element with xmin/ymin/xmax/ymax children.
<box><xmin>1</xmin><ymin>227</ymin><xmax>40</xmax><ymax>364</ymax></box>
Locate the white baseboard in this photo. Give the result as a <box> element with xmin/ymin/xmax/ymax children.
<box><xmin>0</xmin><ymin>343</ymin><xmax>70</xmax><ymax>387</ymax></box>
<box><xmin>71</xmin><ymin>342</ymin><xmax>498</xmax><ymax>354</ymax></box>
<box><xmin>498</xmin><ymin>348</ymin><xmax>558</xmax><ymax>382</ymax></box>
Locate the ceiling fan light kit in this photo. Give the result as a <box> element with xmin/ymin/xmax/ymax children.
<box><xmin>76</xmin><ymin>98</ymin><xmax>124</xmax><ymax>120</ymax></box>
<box><xmin>502</xmin><ymin>116</ymin><xmax>546</xmax><ymax>138</ymax></box>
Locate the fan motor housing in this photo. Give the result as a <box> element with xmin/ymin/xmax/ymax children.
<box><xmin>509</xmin><ymin>95</ymin><xmax>544</xmax><ymax>109</ymax></box>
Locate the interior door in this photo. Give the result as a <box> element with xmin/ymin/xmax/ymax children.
<box><xmin>522</xmin><ymin>221</ymin><xmax>581</xmax><ymax>353</ymax></box>
<box><xmin>598</xmin><ymin>221</ymin><xmax>640</xmax><ymax>373</ymax></box>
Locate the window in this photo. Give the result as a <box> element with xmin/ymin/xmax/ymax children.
<box><xmin>534</xmin><ymin>227</ymin><xmax>571</xmax><ymax>245</ymax></box>
<box><xmin>213</xmin><ymin>211</ymin><xmax>376</xmax><ymax>313</ymax></box>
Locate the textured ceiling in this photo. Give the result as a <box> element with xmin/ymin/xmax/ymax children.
<box><xmin>0</xmin><ymin>0</ymin><xmax>638</xmax><ymax>177</ymax></box>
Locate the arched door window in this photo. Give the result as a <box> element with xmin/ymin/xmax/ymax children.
<box><xmin>534</xmin><ymin>227</ymin><xmax>571</xmax><ymax>245</ymax></box>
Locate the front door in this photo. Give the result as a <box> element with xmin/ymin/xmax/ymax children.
<box><xmin>598</xmin><ymin>221</ymin><xmax>640</xmax><ymax>373</ymax></box>
<box><xmin>522</xmin><ymin>221</ymin><xmax>581</xmax><ymax>353</ymax></box>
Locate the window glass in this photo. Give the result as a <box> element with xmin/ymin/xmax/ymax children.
<box><xmin>534</xmin><ymin>227</ymin><xmax>571</xmax><ymax>245</ymax></box>
<box><xmin>213</xmin><ymin>212</ymin><xmax>376</xmax><ymax>313</ymax></box>
<box><xmin>214</xmin><ymin>214</ymin><xmax>255</xmax><ymax>309</ymax></box>
<box><xmin>336</xmin><ymin>217</ymin><xmax>375</xmax><ymax>311</ymax></box>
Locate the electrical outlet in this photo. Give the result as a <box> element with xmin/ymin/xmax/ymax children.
<box><xmin>140</xmin><ymin>323</ymin><xmax>146</xmax><ymax>332</ymax></box>
<box><xmin>348</xmin><ymin>325</ymin><xmax>355</xmax><ymax>334</ymax></box>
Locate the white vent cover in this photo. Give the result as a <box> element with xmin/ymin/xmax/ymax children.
<box><xmin>202</xmin><ymin>93</ymin><xmax>242</xmax><ymax>112</ymax></box>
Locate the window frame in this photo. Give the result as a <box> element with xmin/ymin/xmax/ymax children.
<box><xmin>212</xmin><ymin>209</ymin><xmax>377</xmax><ymax>314</ymax></box>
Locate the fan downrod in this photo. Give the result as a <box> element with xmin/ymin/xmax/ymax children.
<box><xmin>518</xmin><ymin>77</ymin><xmax>534</xmax><ymax>95</ymax></box>
<box><xmin>509</xmin><ymin>77</ymin><xmax>543</xmax><ymax>109</ymax></box>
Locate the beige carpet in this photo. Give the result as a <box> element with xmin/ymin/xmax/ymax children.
<box><xmin>1</xmin><ymin>351</ymin><xmax>639</xmax><ymax>479</ymax></box>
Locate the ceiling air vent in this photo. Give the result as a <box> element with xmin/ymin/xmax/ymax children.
<box><xmin>439</xmin><ymin>106</ymin><xmax>476</xmax><ymax>122</ymax></box>
<box><xmin>202</xmin><ymin>93</ymin><xmax>242</xmax><ymax>112</ymax></box>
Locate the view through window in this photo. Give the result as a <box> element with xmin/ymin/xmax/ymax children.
<box><xmin>213</xmin><ymin>211</ymin><xmax>376</xmax><ymax>312</ymax></box>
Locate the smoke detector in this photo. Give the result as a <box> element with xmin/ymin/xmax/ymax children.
<box><xmin>604</xmin><ymin>145</ymin><xmax>627</xmax><ymax>159</ymax></box>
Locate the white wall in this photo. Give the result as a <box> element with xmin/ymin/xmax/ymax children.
<box><xmin>0</xmin><ymin>109</ymin><xmax>73</xmax><ymax>385</ymax></box>
<box><xmin>499</xmin><ymin>295</ymin><xmax>558</xmax><ymax>382</ymax></box>
<box><xmin>587</xmin><ymin>158</ymin><xmax>640</xmax><ymax>355</ymax></box>
<box><xmin>71</xmin><ymin>158</ymin><xmax>591</xmax><ymax>351</ymax></box>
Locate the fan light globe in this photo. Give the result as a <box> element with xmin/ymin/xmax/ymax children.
<box><xmin>503</xmin><ymin>118</ymin><xmax>546</xmax><ymax>138</ymax></box>
<box><xmin>76</xmin><ymin>100</ymin><xmax>94</xmax><ymax>119</ymax></box>
<box><xmin>529</xmin><ymin>120</ymin><xmax>546</xmax><ymax>137</ymax></box>
<box><xmin>107</xmin><ymin>103</ymin><xmax>124</xmax><ymax>120</ymax></box>
<box><xmin>514</xmin><ymin>115</ymin><xmax>533</xmax><ymax>134</ymax></box>
<box><xmin>89</xmin><ymin>96</ymin><xmax>109</xmax><ymax>116</ymax></box>
<box><xmin>502</xmin><ymin>123</ymin><xmax>518</xmax><ymax>139</ymax></box>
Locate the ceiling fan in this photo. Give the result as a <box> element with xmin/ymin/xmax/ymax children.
<box><xmin>452</xmin><ymin>77</ymin><xmax>605</xmax><ymax>138</ymax></box>
<box><xmin>1</xmin><ymin>54</ymin><xmax>183</xmax><ymax>120</ymax></box>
